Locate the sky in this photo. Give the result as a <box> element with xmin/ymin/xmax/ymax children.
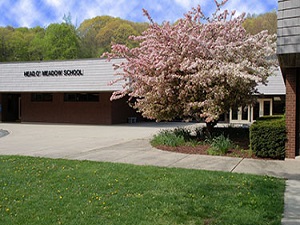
<box><xmin>0</xmin><ymin>0</ymin><xmax>278</xmax><ymax>28</ymax></box>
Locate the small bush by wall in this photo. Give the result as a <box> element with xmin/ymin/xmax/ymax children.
<box><xmin>150</xmin><ymin>130</ymin><xmax>186</xmax><ymax>147</ymax></box>
<box><xmin>207</xmin><ymin>134</ymin><xmax>234</xmax><ymax>155</ymax></box>
<box><xmin>250</xmin><ymin>115</ymin><xmax>286</xmax><ymax>160</ymax></box>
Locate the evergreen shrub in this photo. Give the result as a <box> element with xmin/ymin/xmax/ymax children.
<box><xmin>250</xmin><ymin>115</ymin><xmax>286</xmax><ymax>160</ymax></box>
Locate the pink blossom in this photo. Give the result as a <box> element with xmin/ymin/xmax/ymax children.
<box><xmin>102</xmin><ymin>0</ymin><xmax>277</xmax><ymax>123</ymax></box>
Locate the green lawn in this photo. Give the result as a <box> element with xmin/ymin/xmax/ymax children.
<box><xmin>0</xmin><ymin>156</ymin><xmax>285</xmax><ymax>225</ymax></box>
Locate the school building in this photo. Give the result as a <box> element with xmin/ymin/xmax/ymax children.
<box><xmin>0</xmin><ymin>58</ymin><xmax>140</xmax><ymax>125</ymax></box>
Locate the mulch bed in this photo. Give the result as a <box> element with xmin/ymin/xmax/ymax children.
<box><xmin>155</xmin><ymin>144</ymin><xmax>256</xmax><ymax>158</ymax></box>
<box><xmin>153</xmin><ymin>128</ymin><xmax>278</xmax><ymax>160</ymax></box>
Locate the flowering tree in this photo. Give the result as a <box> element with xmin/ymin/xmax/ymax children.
<box><xmin>103</xmin><ymin>0</ymin><xmax>276</xmax><ymax>125</ymax></box>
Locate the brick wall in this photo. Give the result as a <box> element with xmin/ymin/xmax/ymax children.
<box><xmin>285</xmin><ymin>70</ymin><xmax>297</xmax><ymax>158</ymax></box>
<box><xmin>111</xmin><ymin>97</ymin><xmax>144</xmax><ymax>124</ymax></box>
<box><xmin>21</xmin><ymin>92</ymin><xmax>113</xmax><ymax>125</ymax></box>
<box><xmin>1</xmin><ymin>92</ymin><xmax>143</xmax><ymax>125</ymax></box>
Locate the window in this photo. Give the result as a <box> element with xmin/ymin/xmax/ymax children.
<box><xmin>231</xmin><ymin>107</ymin><xmax>238</xmax><ymax>120</ymax></box>
<box><xmin>230</xmin><ymin>106</ymin><xmax>251</xmax><ymax>123</ymax></box>
<box><xmin>64</xmin><ymin>93</ymin><xmax>99</xmax><ymax>102</ymax></box>
<box><xmin>241</xmin><ymin>106</ymin><xmax>249</xmax><ymax>120</ymax></box>
<box><xmin>263</xmin><ymin>101</ymin><xmax>271</xmax><ymax>116</ymax></box>
<box><xmin>273</xmin><ymin>97</ymin><xmax>285</xmax><ymax>115</ymax></box>
<box><xmin>253</xmin><ymin>102</ymin><xmax>260</xmax><ymax>121</ymax></box>
<box><xmin>31</xmin><ymin>93</ymin><xmax>53</xmax><ymax>102</ymax></box>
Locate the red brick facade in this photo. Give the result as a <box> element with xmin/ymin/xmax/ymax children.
<box><xmin>278</xmin><ymin>52</ymin><xmax>300</xmax><ymax>158</ymax></box>
<box><xmin>0</xmin><ymin>92</ymin><xmax>141</xmax><ymax>125</ymax></box>
<box><xmin>285</xmin><ymin>70</ymin><xmax>297</xmax><ymax>158</ymax></box>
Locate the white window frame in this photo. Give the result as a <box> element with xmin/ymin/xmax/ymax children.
<box><xmin>257</xmin><ymin>98</ymin><xmax>273</xmax><ymax>117</ymax></box>
<box><xmin>230</xmin><ymin>106</ymin><xmax>252</xmax><ymax>124</ymax></box>
<box><xmin>229</xmin><ymin>98</ymin><xmax>273</xmax><ymax>125</ymax></box>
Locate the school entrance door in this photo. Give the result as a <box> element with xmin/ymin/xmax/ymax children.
<box><xmin>1</xmin><ymin>93</ymin><xmax>21</xmax><ymax>122</ymax></box>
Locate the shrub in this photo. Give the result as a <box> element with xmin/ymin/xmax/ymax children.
<box><xmin>151</xmin><ymin>127</ymin><xmax>203</xmax><ymax>147</ymax></box>
<box><xmin>250</xmin><ymin>115</ymin><xmax>286</xmax><ymax>160</ymax></box>
<box><xmin>207</xmin><ymin>134</ymin><xmax>234</xmax><ymax>155</ymax></box>
<box><xmin>173</xmin><ymin>127</ymin><xmax>192</xmax><ymax>141</ymax></box>
<box><xmin>206</xmin><ymin>127</ymin><xmax>249</xmax><ymax>140</ymax></box>
<box><xmin>194</xmin><ymin>127</ymin><xmax>206</xmax><ymax>140</ymax></box>
<box><xmin>151</xmin><ymin>130</ymin><xmax>185</xmax><ymax>147</ymax></box>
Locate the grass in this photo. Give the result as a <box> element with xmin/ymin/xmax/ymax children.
<box><xmin>0</xmin><ymin>155</ymin><xmax>285</xmax><ymax>225</ymax></box>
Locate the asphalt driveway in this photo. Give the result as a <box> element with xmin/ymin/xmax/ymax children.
<box><xmin>0</xmin><ymin>122</ymin><xmax>187</xmax><ymax>158</ymax></box>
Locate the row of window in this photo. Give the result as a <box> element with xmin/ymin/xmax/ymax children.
<box><xmin>216</xmin><ymin>98</ymin><xmax>285</xmax><ymax>124</ymax></box>
<box><xmin>230</xmin><ymin>98</ymin><xmax>285</xmax><ymax>123</ymax></box>
<box><xmin>31</xmin><ymin>93</ymin><xmax>100</xmax><ymax>102</ymax></box>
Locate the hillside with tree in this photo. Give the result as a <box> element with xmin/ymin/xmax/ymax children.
<box><xmin>77</xmin><ymin>16</ymin><xmax>148</xmax><ymax>58</ymax></box>
<box><xmin>0</xmin><ymin>16</ymin><xmax>148</xmax><ymax>62</ymax></box>
<box><xmin>0</xmin><ymin>11</ymin><xmax>276</xmax><ymax>62</ymax></box>
<box><xmin>243</xmin><ymin>11</ymin><xmax>277</xmax><ymax>35</ymax></box>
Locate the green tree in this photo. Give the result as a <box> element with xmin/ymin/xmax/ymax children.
<box><xmin>10</xmin><ymin>27</ymin><xmax>33</xmax><ymax>61</ymax></box>
<box><xmin>28</xmin><ymin>26</ymin><xmax>46</xmax><ymax>61</ymax></box>
<box><xmin>243</xmin><ymin>11</ymin><xmax>277</xmax><ymax>35</ymax></box>
<box><xmin>112</xmin><ymin>23</ymin><xmax>139</xmax><ymax>48</ymax></box>
<box><xmin>96</xmin><ymin>18</ymin><xmax>147</xmax><ymax>56</ymax></box>
<box><xmin>77</xmin><ymin>16</ymin><xmax>114</xmax><ymax>58</ymax></box>
<box><xmin>0</xmin><ymin>27</ymin><xmax>38</xmax><ymax>61</ymax></box>
<box><xmin>43</xmin><ymin>23</ymin><xmax>80</xmax><ymax>60</ymax></box>
<box><xmin>78</xmin><ymin>16</ymin><xmax>148</xmax><ymax>58</ymax></box>
<box><xmin>0</xmin><ymin>26</ymin><xmax>14</xmax><ymax>61</ymax></box>
<box><xmin>96</xmin><ymin>19</ymin><xmax>124</xmax><ymax>55</ymax></box>
<box><xmin>0</xmin><ymin>15</ymin><xmax>148</xmax><ymax>61</ymax></box>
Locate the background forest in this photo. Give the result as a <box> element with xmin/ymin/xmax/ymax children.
<box><xmin>0</xmin><ymin>11</ymin><xmax>276</xmax><ymax>62</ymax></box>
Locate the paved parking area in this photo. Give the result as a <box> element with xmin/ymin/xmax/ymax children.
<box><xmin>0</xmin><ymin>122</ymin><xmax>242</xmax><ymax>172</ymax></box>
<box><xmin>0</xmin><ymin>122</ymin><xmax>187</xmax><ymax>158</ymax></box>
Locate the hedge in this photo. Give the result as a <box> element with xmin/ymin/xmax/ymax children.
<box><xmin>250</xmin><ymin>115</ymin><xmax>286</xmax><ymax>160</ymax></box>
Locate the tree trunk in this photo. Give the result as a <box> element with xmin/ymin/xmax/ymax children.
<box><xmin>205</xmin><ymin>121</ymin><xmax>218</xmax><ymax>137</ymax></box>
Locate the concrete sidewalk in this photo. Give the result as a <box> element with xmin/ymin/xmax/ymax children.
<box><xmin>0</xmin><ymin>122</ymin><xmax>299</xmax><ymax>224</ymax></box>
